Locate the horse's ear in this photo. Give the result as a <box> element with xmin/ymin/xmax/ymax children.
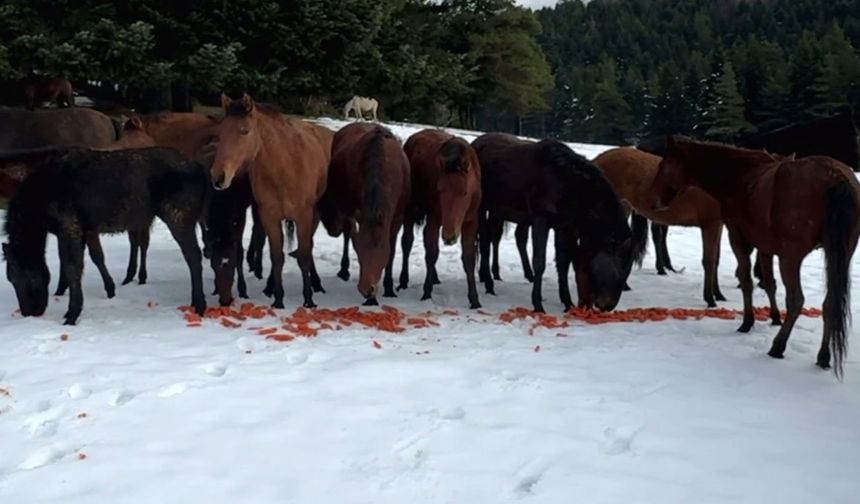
<box><xmin>220</xmin><ymin>93</ymin><xmax>231</xmax><ymax>109</ymax></box>
<box><xmin>126</xmin><ymin>116</ymin><xmax>144</xmax><ymax>131</ymax></box>
<box><xmin>241</xmin><ymin>93</ymin><xmax>255</xmax><ymax>113</ymax></box>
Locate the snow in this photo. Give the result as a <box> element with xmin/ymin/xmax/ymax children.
<box><xmin>1</xmin><ymin>120</ymin><xmax>860</xmax><ymax>504</ymax></box>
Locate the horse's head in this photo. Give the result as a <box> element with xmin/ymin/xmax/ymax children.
<box><xmin>211</xmin><ymin>93</ymin><xmax>261</xmax><ymax>191</ymax></box>
<box><xmin>3</xmin><ymin>242</ymin><xmax>49</xmax><ymax>317</ymax></box>
<box><xmin>583</xmin><ymin>233</ymin><xmax>634</xmax><ymax>312</ymax></box>
<box><xmin>111</xmin><ymin>116</ymin><xmax>157</xmax><ymax>149</ymax></box>
<box><xmin>437</xmin><ymin>139</ymin><xmax>478</xmax><ymax>246</ymax></box>
<box><xmin>353</xmin><ymin>206</ymin><xmax>392</xmax><ymax>301</ymax></box>
<box><xmin>650</xmin><ymin>136</ymin><xmax>690</xmax><ymax>211</ymax></box>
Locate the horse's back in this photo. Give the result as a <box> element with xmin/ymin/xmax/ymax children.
<box><xmin>0</xmin><ymin>108</ymin><xmax>116</xmax><ymax>150</ymax></box>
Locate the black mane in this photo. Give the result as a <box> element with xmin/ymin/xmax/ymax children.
<box><xmin>439</xmin><ymin>138</ymin><xmax>466</xmax><ymax>173</ymax></box>
<box><xmin>359</xmin><ymin>127</ymin><xmax>394</xmax><ymax>226</ymax></box>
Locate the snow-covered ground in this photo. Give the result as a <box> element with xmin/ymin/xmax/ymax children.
<box><xmin>1</xmin><ymin>122</ymin><xmax>859</xmax><ymax>504</ymax></box>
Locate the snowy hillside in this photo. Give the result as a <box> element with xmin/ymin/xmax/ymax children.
<box><xmin>1</xmin><ymin>121</ymin><xmax>859</xmax><ymax>504</ymax></box>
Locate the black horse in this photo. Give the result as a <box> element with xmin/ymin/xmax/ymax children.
<box><xmin>472</xmin><ymin>133</ymin><xmax>634</xmax><ymax>313</ymax></box>
<box><xmin>3</xmin><ymin>147</ymin><xmax>208</xmax><ymax>324</ymax></box>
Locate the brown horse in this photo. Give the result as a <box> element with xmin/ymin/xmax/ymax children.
<box><xmin>319</xmin><ymin>123</ymin><xmax>410</xmax><ymax>305</ymax></box>
<box><xmin>594</xmin><ymin>147</ymin><xmax>727</xmax><ymax>307</ymax></box>
<box><xmin>0</xmin><ymin>108</ymin><xmax>116</xmax><ymax>151</ymax></box>
<box><xmin>105</xmin><ymin>112</ymin><xmax>224</xmax><ymax>285</ymax></box>
<box><xmin>474</xmin><ymin>133</ymin><xmax>634</xmax><ymax>313</ymax></box>
<box><xmin>397</xmin><ymin>129</ymin><xmax>482</xmax><ymax>308</ymax></box>
<box><xmin>651</xmin><ymin>136</ymin><xmax>860</xmax><ymax>377</ymax></box>
<box><xmin>211</xmin><ymin>93</ymin><xmax>328</xmax><ymax>308</ymax></box>
<box><xmin>25</xmin><ymin>76</ymin><xmax>74</xmax><ymax>110</ymax></box>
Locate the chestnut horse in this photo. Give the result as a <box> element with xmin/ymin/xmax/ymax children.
<box><xmin>211</xmin><ymin>94</ymin><xmax>328</xmax><ymax>308</ymax></box>
<box><xmin>651</xmin><ymin>136</ymin><xmax>860</xmax><ymax>377</ymax></box>
<box><xmin>396</xmin><ymin>129</ymin><xmax>482</xmax><ymax>308</ymax></box>
<box><xmin>473</xmin><ymin>133</ymin><xmax>634</xmax><ymax>313</ymax></box>
<box><xmin>25</xmin><ymin>76</ymin><xmax>74</xmax><ymax>110</ymax></box>
<box><xmin>108</xmin><ymin>112</ymin><xmax>224</xmax><ymax>285</ymax></box>
<box><xmin>318</xmin><ymin>123</ymin><xmax>410</xmax><ymax>304</ymax></box>
<box><xmin>594</xmin><ymin>147</ymin><xmax>727</xmax><ymax>307</ymax></box>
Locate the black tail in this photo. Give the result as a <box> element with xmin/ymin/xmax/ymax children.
<box><xmin>631</xmin><ymin>214</ymin><xmax>648</xmax><ymax>268</ymax></box>
<box><xmin>823</xmin><ymin>180</ymin><xmax>857</xmax><ymax>379</ymax></box>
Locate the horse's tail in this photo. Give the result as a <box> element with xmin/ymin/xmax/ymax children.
<box><xmin>822</xmin><ymin>179</ymin><xmax>858</xmax><ymax>379</ymax></box>
<box><xmin>630</xmin><ymin>213</ymin><xmax>648</xmax><ymax>268</ymax></box>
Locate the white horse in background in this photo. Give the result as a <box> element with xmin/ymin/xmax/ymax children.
<box><xmin>343</xmin><ymin>95</ymin><xmax>379</xmax><ymax>121</ymax></box>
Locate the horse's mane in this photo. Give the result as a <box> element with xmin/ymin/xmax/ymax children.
<box><xmin>439</xmin><ymin>138</ymin><xmax>467</xmax><ymax>173</ymax></box>
<box><xmin>3</xmin><ymin>156</ymin><xmax>60</xmax><ymax>264</ymax></box>
<box><xmin>672</xmin><ymin>136</ymin><xmax>780</xmax><ymax>166</ymax></box>
<box><xmin>536</xmin><ymin>139</ymin><xmax>629</xmax><ymax>237</ymax></box>
<box><xmin>359</xmin><ymin>127</ymin><xmax>395</xmax><ymax>225</ymax></box>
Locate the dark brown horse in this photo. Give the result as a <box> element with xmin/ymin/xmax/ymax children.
<box><xmin>473</xmin><ymin>133</ymin><xmax>634</xmax><ymax>313</ymax></box>
<box><xmin>0</xmin><ymin>108</ymin><xmax>116</xmax><ymax>151</ymax></box>
<box><xmin>651</xmin><ymin>136</ymin><xmax>860</xmax><ymax>377</ymax></box>
<box><xmin>595</xmin><ymin>147</ymin><xmax>726</xmax><ymax>307</ymax></box>
<box><xmin>25</xmin><ymin>76</ymin><xmax>74</xmax><ymax>110</ymax></box>
<box><xmin>210</xmin><ymin>93</ymin><xmax>329</xmax><ymax>309</ymax></box>
<box><xmin>319</xmin><ymin>123</ymin><xmax>410</xmax><ymax>305</ymax></box>
<box><xmin>397</xmin><ymin>129</ymin><xmax>482</xmax><ymax>308</ymax></box>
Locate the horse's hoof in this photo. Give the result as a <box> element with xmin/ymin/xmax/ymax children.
<box><xmin>337</xmin><ymin>271</ymin><xmax>350</xmax><ymax>281</ymax></box>
<box><xmin>715</xmin><ymin>293</ymin><xmax>727</xmax><ymax>302</ymax></box>
<box><xmin>194</xmin><ymin>303</ymin><xmax>206</xmax><ymax>316</ymax></box>
<box><xmin>421</xmin><ymin>294</ymin><xmax>431</xmax><ymax>301</ymax></box>
<box><xmin>486</xmin><ymin>288</ymin><xmax>496</xmax><ymax>296</ymax></box>
<box><xmin>533</xmin><ymin>305</ymin><xmax>545</xmax><ymax>314</ymax></box>
<box><xmin>313</xmin><ymin>287</ymin><xmax>326</xmax><ymax>294</ymax></box>
<box><xmin>767</xmin><ymin>348</ymin><xmax>785</xmax><ymax>359</ymax></box>
<box><xmin>106</xmin><ymin>289</ymin><xmax>116</xmax><ymax>299</ymax></box>
<box><xmin>272</xmin><ymin>300</ymin><xmax>285</xmax><ymax>309</ymax></box>
<box><xmin>397</xmin><ymin>283</ymin><xmax>408</xmax><ymax>291</ymax></box>
<box><xmin>253</xmin><ymin>272</ymin><xmax>263</xmax><ymax>280</ymax></box>
<box><xmin>138</xmin><ymin>279</ymin><xmax>147</xmax><ymax>286</ymax></box>
<box><xmin>363</xmin><ymin>298</ymin><xmax>378</xmax><ymax>306</ymax></box>
<box><xmin>303</xmin><ymin>301</ymin><xmax>317</xmax><ymax>309</ymax></box>
<box><xmin>63</xmin><ymin>318</ymin><xmax>78</xmax><ymax>326</ymax></box>
<box><xmin>469</xmin><ymin>301</ymin><xmax>481</xmax><ymax>310</ymax></box>
<box><xmin>622</xmin><ymin>283</ymin><xmax>631</xmax><ymax>292</ymax></box>
<box><xmin>219</xmin><ymin>298</ymin><xmax>233</xmax><ymax>307</ymax></box>
<box><xmin>706</xmin><ymin>300</ymin><xmax>717</xmax><ymax>308</ymax></box>
<box><xmin>771</xmin><ymin>318</ymin><xmax>782</xmax><ymax>326</ymax></box>
<box><xmin>816</xmin><ymin>356</ymin><xmax>831</xmax><ymax>369</ymax></box>
<box><xmin>737</xmin><ymin>321</ymin><xmax>753</xmax><ymax>333</ymax></box>
<box><xmin>492</xmin><ymin>274</ymin><xmax>502</xmax><ymax>281</ymax></box>
<box><xmin>121</xmin><ymin>277</ymin><xmax>134</xmax><ymax>286</ymax></box>
<box><xmin>383</xmin><ymin>290</ymin><xmax>396</xmax><ymax>298</ymax></box>
<box><xmin>656</xmin><ymin>270</ymin><xmax>667</xmax><ymax>276</ymax></box>
<box><xmin>239</xmin><ymin>293</ymin><xmax>249</xmax><ymax>299</ymax></box>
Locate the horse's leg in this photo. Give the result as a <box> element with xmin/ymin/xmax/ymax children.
<box><xmin>236</xmin><ymin>210</ymin><xmax>249</xmax><ymax>300</ymax></box>
<box><xmin>137</xmin><ymin>225</ymin><xmax>150</xmax><ymax>285</ymax></box>
<box><xmin>701</xmin><ymin>222</ymin><xmax>720</xmax><ymax>308</ymax></box>
<box><xmin>728</xmin><ymin>227</ymin><xmax>755</xmax><ymax>333</ymax></box>
<box><xmin>515</xmin><ymin>223</ymin><xmax>534</xmax><ymax>282</ymax></box>
<box><xmin>260</xmin><ymin>214</ymin><xmax>286</xmax><ymax>308</ymax></box>
<box><xmin>294</xmin><ymin>213</ymin><xmax>318</xmax><ymax>308</ymax></box>
<box><xmin>756</xmin><ymin>253</ymin><xmax>781</xmax><ymax>326</ymax></box>
<box><xmin>713</xmin><ymin>226</ymin><xmax>727</xmax><ymax>301</ymax></box>
<box><xmin>58</xmin><ymin>234</ymin><xmax>86</xmax><ymax>325</ymax></box>
<box><xmin>54</xmin><ymin>243</ymin><xmax>69</xmax><ymax>296</ymax></box>
<box><xmin>122</xmin><ymin>230</ymin><xmax>139</xmax><ymax>285</ymax></box>
<box><xmin>530</xmin><ymin>218</ymin><xmax>550</xmax><ymax>313</ymax></box>
<box><xmin>248</xmin><ymin>203</ymin><xmax>265</xmax><ymax>279</ymax></box>
<box><xmin>462</xmin><ymin>218</ymin><xmax>481</xmax><ymax>309</ymax></box>
<box><xmin>554</xmin><ymin>231</ymin><xmax>574</xmax><ymax>312</ymax></box>
<box><xmin>422</xmin><ymin>218</ymin><xmax>441</xmax><ymax>301</ymax></box>
<box><xmin>338</xmin><ymin>230</ymin><xmax>351</xmax><ymax>281</ymax></box>
<box><xmin>85</xmin><ymin>233</ymin><xmax>116</xmax><ymax>299</ymax></box>
<box><xmin>652</xmin><ymin>223</ymin><xmax>667</xmax><ymax>275</ymax></box>
<box><xmin>398</xmin><ymin>219</ymin><xmax>414</xmax><ymax>290</ymax></box>
<box><xmin>491</xmin><ymin>220</ymin><xmax>502</xmax><ymax>281</ymax></box>
<box><xmin>478</xmin><ymin>212</ymin><xmax>495</xmax><ymax>295</ymax></box>
<box><xmin>768</xmin><ymin>255</ymin><xmax>805</xmax><ymax>360</ymax></box>
<box><xmin>383</xmin><ymin>218</ymin><xmax>402</xmax><ymax>298</ymax></box>
<box><xmin>165</xmin><ymin>221</ymin><xmax>206</xmax><ymax>316</ymax></box>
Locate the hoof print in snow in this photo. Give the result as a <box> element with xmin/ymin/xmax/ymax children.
<box><xmin>600</xmin><ymin>425</ymin><xmax>642</xmax><ymax>456</ymax></box>
<box><xmin>68</xmin><ymin>384</ymin><xmax>91</xmax><ymax>400</ymax></box>
<box><xmin>513</xmin><ymin>460</ymin><xmax>548</xmax><ymax>496</ymax></box>
<box><xmin>108</xmin><ymin>390</ymin><xmax>136</xmax><ymax>407</ymax></box>
<box><xmin>439</xmin><ymin>407</ymin><xmax>465</xmax><ymax>420</ymax></box>
<box><xmin>202</xmin><ymin>363</ymin><xmax>228</xmax><ymax>377</ymax></box>
<box><xmin>157</xmin><ymin>383</ymin><xmax>189</xmax><ymax>398</ymax></box>
<box><xmin>19</xmin><ymin>444</ymin><xmax>78</xmax><ymax>470</ymax></box>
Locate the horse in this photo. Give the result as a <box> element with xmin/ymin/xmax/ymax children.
<box><xmin>318</xmin><ymin>123</ymin><xmax>410</xmax><ymax>305</ymax></box>
<box><xmin>473</xmin><ymin>133</ymin><xmax>634</xmax><ymax>313</ymax></box>
<box><xmin>25</xmin><ymin>75</ymin><xmax>74</xmax><ymax>110</ymax></box>
<box><xmin>3</xmin><ymin>147</ymin><xmax>208</xmax><ymax>325</ymax></box>
<box><xmin>739</xmin><ymin>106</ymin><xmax>860</xmax><ymax>172</ymax></box>
<box><xmin>210</xmin><ymin>93</ymin><xmax>329</xmax><ymax>309</ymax></box>
<box><xmin>650</xmin><ymin>136</ymin><xmax>860</xmax><ymax>377</ymax></box>
<box><xmin>0</xmin><ymin>108</ymin><xmax>116</xmax><ymax>151</ymax></box>
<box><xmin>396</xmin><ymin>129</ymin><xmax>482</xmax><ymax>309</ymax></box>
<box><xmin>594</xmin><ymin>147</ymin><xmax>727</xmax><ymax>307</ymax></box>
<box><xmin>109</xmin><ymin>112</ymin><xmax>225</xmax><ymax>285</ymax></box>
<box><xmin>343</xmin><ymin>96</ymin><xmax>379</xmax><ymax>121</ymax></box>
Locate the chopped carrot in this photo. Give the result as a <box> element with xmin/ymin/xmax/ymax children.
<box><xmin>534</xmin><ymin>345</ymin><xmax>541</xmax><ymax>352</ymax></box>
<box><xmin>77</xmin><ymin>412</ymin><xmax>88</xmax><ymax>419</ymax></box>
<box><xmin>373</xmin><ymin>340</ymin><xmax>383</xmax><ymax>349</ymax></box>
<box><xmin>77</xmin><ymin>453</ymin><xmax>87</xmax><ymax>460</ymax></box>
<box><xmin>266</xmin><ymin>333</ymin><xmax>295</xmax><ymax>342</ymax></box>
<box><xmin>257</xmin><ymin>328</ymin><xmax>278</xmax><ymax>336</ymax></box>
<box><xmin>60</xmin><ymin>334</ymin><xmax>69</xmax><ymax>341</ymax></box>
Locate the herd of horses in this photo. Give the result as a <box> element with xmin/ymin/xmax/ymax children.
<box><xmin>1</xmin><ymin>96</ymin><xmax>859</xmax><ymax>378</ymax></box>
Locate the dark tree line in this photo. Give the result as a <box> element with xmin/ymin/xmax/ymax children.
<box><xmin>1</xmin><ymin>0</ymin><xmax>859</xmax><ymax>143</ymax></box>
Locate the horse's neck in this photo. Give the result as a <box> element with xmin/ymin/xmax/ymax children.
<box><xmin>684</xmin><ymin>147</ymin><xmax>773</xmax><ymax>202</ymax></box>
<box><xmin>7</xmin><ymin>187</ymin><xmax>49</xmax><ymax>261</ymax></box>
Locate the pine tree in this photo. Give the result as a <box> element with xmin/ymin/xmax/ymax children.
<box><xmin>589</xmin><ymin>58</ymin><xmax>633</xmax><ymax>144</ymax></box>
<box><xmin>704</xmin><ymin>61</ymin><xmax>755</xmax><ymax>142</ymax></box>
